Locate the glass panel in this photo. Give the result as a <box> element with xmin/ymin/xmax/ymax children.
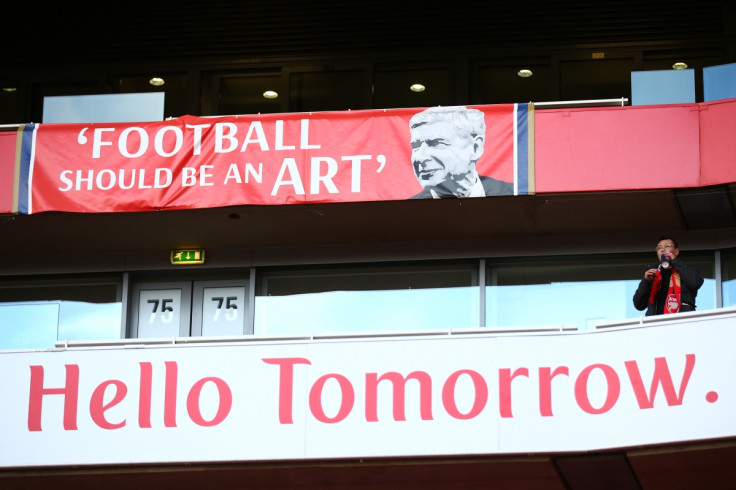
<box><xmin>0</xmin><ymin>85</ymin><xmax>25</xmax><ymax>124</ymax></box>
<box><xmin>255</xmin><ymin>262</ymin><xmax>478</xmax><ymax>336</ymax></box>
<box><xmin>113</xmin><ymin>73</ymin><xmax>188</xmax><ymax>119</ymax></box>
<box><xmin>698</xmin><ymin>278</ymin><xmax>718</xmax><ymax>312</ymax></box>
<box><xmin>560</xmin><ymin>57</ymin><xmax>634</xmax><ymax>101</ymax></box>
<box><xmin>487</xmin><ymin>254</ymin><xmax>716</xmax><ymax>331</ymax></box>
<box><xmin>130</xmin><ymin>281</ymin><xmax>193</xmax><ymax>338</ymax></box>
<box><xmin>0</xmin><ymin>302</ymin><xmax>59</xmax><ymax>350</ymax></box>
<box><xmin>191</xmin><ymin>278</ymin><xmax>251</xmax><ymax>337</ymax></box>
<box><xmin>473</xmin><ymin>64</ymin><xmax>552</xmax><ymax>104</ymax></box>
<box><xmin>136</xmin><ymin>288</ymin><xmax>183</xmax><ymax>338</ymax></box>
<box><xmin>201</xmin><ymin>286</ymin><xmax>248</xmax><ymax>336</ymax></box>
<box><xmin>0</xmin><ymin>278</ymin><xmax>122</xmax><ymax>350</ymax></box>
<box><xmin>31</xmin><ymin>82</ymin><xmax>101</xmax><ymax>125</ymax></box>
<box><xmin>373</xmin><ymin>68</ymin><xmax>452</xmax><ymax>109</ymax></box>
<box><xmin>722</xmin><ymin>250</ymin><xmax>736</xmax><ymax>307</ymax></box>
<box><xmin>57</xmin><ymin>301</ymin><xmax>122</xmax><ymax>342</ymax></box>
<box><xmin>217</xmin><ymin>74</ymin><xmax>283</xmax><ymax>115</ymax></box>
<box><xmin>290</xmin><ymin>70</ymin><xmax>366</xmax><ymax>112</ymax></box>
<box><xmin>487</xmin><ymin>280</ymin><xmax>642</xmax><ymax>331</ymax></box>
<box><xmin>643</xmin><ymin>55</ymin><xmax>720</xmax><ymax>104</ymax></box>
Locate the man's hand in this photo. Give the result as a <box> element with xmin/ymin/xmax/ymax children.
<box><xmin>644</xmin><ymin>268</ymin><xmax>658</xmax><ymax>281</ymax></box>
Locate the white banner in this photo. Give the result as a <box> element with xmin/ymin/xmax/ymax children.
<box><xmin>1</xmin><ymin>311</ymin><xmax>735</xmax><ymax>468</ymax></box>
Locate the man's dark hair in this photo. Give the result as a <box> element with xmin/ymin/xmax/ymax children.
<box><xmin>658</xmin><ymin>236</ymin><xmax>679</xmax><ymax>249</ymax></box>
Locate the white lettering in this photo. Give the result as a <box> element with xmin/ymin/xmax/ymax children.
<box><xmin>224</xmin><ymin>164</ymin><xmax>242</xmax><ymax>184</ymax></box>
<box><xmin>59</xmin><ymin>171</ymin><xmax>73</xmax><ymax>191</ymax></box>
<box><xmin>119</xmin><ymin>127</ymin><xmax>149</xmax><ymax>158</ymax></box>
<box><xmin>310</xmin><ymin>157</ymin><xmax>339</xmax><ymax>194</ymax></box>
<box><xmin>154</xmin><ymin>127</ymin><xmax>184</xmax><ymax>157</ymax></box>
<box><xmin>271</xmin><ymin>158</ymin><xmax>305</xmax><ymax>196</ymax></box>
<box><xmin>137</xmin><ymin>169</ymin><xmax>152</xmax><ymax>189</ymax></box>
<box><xmin>91</xmin><ymin>128</ymin><xmax>115</xmax><ymax>159</ymax></box>
<box><xmin>58</xmin><ymin>168</ymin><xmax>175</xmax><ymax>192</ymax></box>
<box><xmin>82</xmin><ymin>120</ymin><xmax>320</xmax><ymax>159</ymax></box>
<box><xmin>301</xmin><ymin>119</ymin><xmax>320</xmax><ymax>149</ymax></box>
<box><xmin>240</xmin><ymin>121</ymin><xmax>269</xmax><ymax>151</ymax></box>
<box><xmin>215</xmin><ymin>123</ymin><xmax>239</xmax><ymax>153</ymax></box>
<box><xmin>199</xmin><ymin>165</ymin><xmax>214</xmax><ymax>186</ymax></box>
<box><xmin>186</xmin><ymin>123</ymin><xmax>211</xmax><ymax>156</ymax></box>
<box><xmin>245</xmin><ymin>163</ymin><xmax>262</xmax><ymax>183</ymax></box>
<box><xmin>155</xmin><ymin>168</ymin><xmax>173</xmax><ymax>188</ymax></box>
<box><xmin>77</xmin><ymin>170</ymin><xmax>94</xmax><ymax>190</ymax></box>
<box><xmin>182</xmin><ymin>168</ymin><xmax>197</xmax><ymax>187</ymax></box>
<box><xmin>274</xmin><ymin>120</ymin><xmax>295</xmax><ymax>150</ymax></box>
<box><xmin>181</xmin><ymin>166</ymin><xmax>214</xmax><ymax>187</ymax></box>
<box><xmin>96</xmin><ymin>169</ymin><xmax>116</xmax><ymax>190</ymax></box>
<box><xmin>119</xmin><ymin>169</ymin><xmax>136</xmax><ymax>190</ymax></box>
<box><xmin>342</xmin><ymin>155</ymin><xmax>372</xmax><ymax>192</ymax></box>
<box><xmin>223</xmin><ymin>163</ymin><xmax>263</xmax><ymax>185</ymax></box>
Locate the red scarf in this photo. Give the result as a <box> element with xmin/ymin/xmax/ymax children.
<box><xmin>649</xmin><ymin>268</ymin><xmax>681</xmax><ymax>314</ymax></box>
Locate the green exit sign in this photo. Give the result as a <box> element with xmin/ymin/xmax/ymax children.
<box><xmin>171</xmin><ymin>249</ymin><xmax>205</xmax><ymax>265</ymax></box>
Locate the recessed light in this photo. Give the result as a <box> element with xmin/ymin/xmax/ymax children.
<box><xmin>410</xmin><ymin>83</ymin><xmax>425</xmax><ymax>93</ymax></box>
<box><xmin>149</xmin><ymin>77</ymin><xmax>165</xmax><ymax>86</ymax></box>
<box><xmin>672</xmin><ymin>62</ymin><xmax>688</xmax><ymax>70</ymax></box>
<box><xmin>517</xmin><ymin>69</ymin><xmax>533</xmax><ymax>78</ymax></box>
<box><xmin>263</xmin><ymin>90</ymin><xmax>279</xmax><ymax>99</ymax></box>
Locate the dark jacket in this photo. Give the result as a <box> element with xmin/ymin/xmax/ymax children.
<box><xmin>410</xmin><ymin>175</ymin><xmax>513</xmax><ymax>199</ymax></box>
<box><xmin>632</xmin><ymin>257</ymin><xmax>705</xmax><ymax>315</ymax></box>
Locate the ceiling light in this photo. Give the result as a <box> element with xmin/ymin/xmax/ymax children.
<box><xmin>263</xmin><ymin>90</ymin><xmax>279</xmax><ymax>99</ymax></box>
<box><xmin>517</xmin><ymin>69</ymin><xmax>533</xmax><ymax>78</ymax></box>
<box><xmin>410</xmin><ymin>83</ymin><xmax>425</xmax><ymax>93</ymax></box>
<box><xmin>149</xmin><ymin>77</ymin><xmax>165</xmax><ymax>86</ymax></box>
<box><xmin>2</xmin><ymin>87</ymin><xmax>17</xmax><ymax>92</ymax></box>
<box><xmin>672</xmin><ymin>62</ymin><xmax>688</xmax><ymax>70</ymax></box>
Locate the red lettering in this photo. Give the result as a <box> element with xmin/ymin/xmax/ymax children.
<box><xmin>262</xmin><ymin>357</ymin><xmax>311</xmax><ymax>424</ymax></box>
<box><xmin>365</xmin><ymin>371</ymin><xmax>433</xmax><ymax>422</ymax></box>
<box><xmin>139</xmin><ymin>362</ymin><xmax>153</xmax><ymax>428</ymax></box>
<box><xmin>28</xmin><ymin>364</ymin><xmax>79</xmax><ymax>431</ymax></box>
<box><xmin>539</xmin><ymin>366</ymin><xmax>569</xmax><ymax>417</ymax></box>
<box><xmin>90</xmin><ymin>380</ymin><xmax>127</xmax><ymax>429</ymax></box>
<box><xmin>186</xmin><ymin>377</ymin><xmax>232</xmax><ymax>426</ymax></box>
<box><xmin>29</xmin><ymin>361</ymin><xmax>236</xmax><ymax>432</ymax></box>
<box><xmin>164</xmin><ymin>361</ymin><xmax>178</xmax><ymax>427</ymax></box>
<box><xmin>625</xmin><ymin>354</ymin><xmax>695</xmax><ymax>408</ymax></box>
<box><xmin>442</xmin><ymin>370</ymin><xmax>488</xmax><ymax>420</ymax></box>
<box><xmin>498</xmin><ymin>367</ymin><xmax>529</xmax><ymax>418</ymax></box>
<box><xmin>575</xmin><ymin>364</ymin><xmax>620</xmax><ymax>414</ymax></box>
<box><xmin>309</xmin><ymin>374</ymin><xmax>355</xmax><ymax>423</ymax></box>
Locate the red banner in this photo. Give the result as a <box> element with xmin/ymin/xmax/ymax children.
<box><xmin>18</xmin><ymin>104</ymin><xmax>531</xmax><ymax>214</ymax></box>
<box><xmin>534</xmin><ymin>104</ymin><xmax>701</xmax><ymax>193</ymax></box>
<box><xmin>700</xmin><ymin>98</ymin><xmax>736</xmax><ymax>186</ymax></box>
<box><xmin>0</xmin><ymin>131</ymin><xmax>17</xmax><ymax>214</ymax></box>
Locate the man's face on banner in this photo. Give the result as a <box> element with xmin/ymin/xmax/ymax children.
<box><xmin>410</xmin><ymin>120</ymin><xmax>478</xmax><ymax>189</ymax></box>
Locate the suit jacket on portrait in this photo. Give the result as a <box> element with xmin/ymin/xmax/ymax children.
<box><xmin>410</xmin><ymin>175</ymin><xmax>513</xmax><ymax>199</ymax></box>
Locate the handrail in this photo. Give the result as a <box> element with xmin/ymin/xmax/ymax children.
<box><xmin>52</xmin><ymin>324</ymin><xmax>579</xmax><ymax>350</ymax></box>
<box><xmin>533</xmin><ymin>97</ymin><xmax>629</xmax><ymax>108</ymax></box>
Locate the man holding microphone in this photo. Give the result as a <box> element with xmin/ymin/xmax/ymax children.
<box><xmin>633</xmin><ymin>236</ymin><xmax>704</xmax><ymax>315</ymax></box>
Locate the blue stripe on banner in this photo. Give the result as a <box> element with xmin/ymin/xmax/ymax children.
<box><xmin>515</xmin><ymin>103</ymin><xmax>529</xmax><ymax>195</ymax></box>
<box><xmin>17</xmin><ymin>124</ymin><xmax>35</xmax><ymax>215</ymax></box>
